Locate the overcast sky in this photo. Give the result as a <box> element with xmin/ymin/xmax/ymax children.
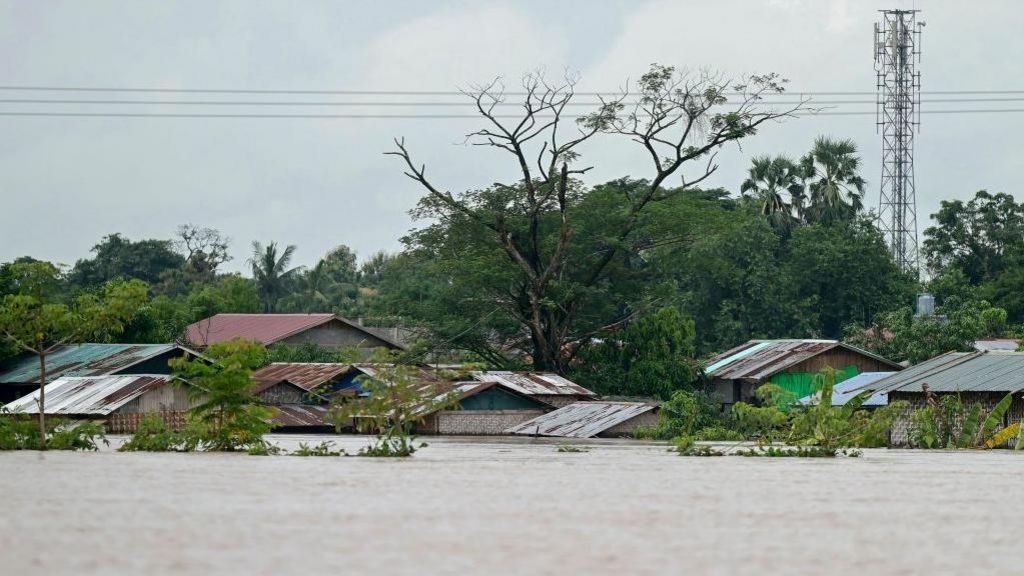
<box><xmin>2</xmin><ymin>0</ymin><xmax>1022</xmax><ymax>272</ymax></box>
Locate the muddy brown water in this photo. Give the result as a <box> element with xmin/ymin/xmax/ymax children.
<box><xmin>1</xmin><ymin>435</ymin><xmax>1021</xmax><ymax>575</ymax></box>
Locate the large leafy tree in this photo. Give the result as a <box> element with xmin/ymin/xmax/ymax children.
<box><xmin>249</xmin><ymin>241</ymin><xmax>300</xmax><ymax>312</ymax></box>
<box><xmin>0</xmin><ymin>262</ymin><xmax>147</xmax><ymax>448</ymax></box>
<box><xmin>799</xmin><ymin>137</ymin><xmax>866</xmax><ymax>225</ymax></box>
<box><xmin>571</xmin><ymin>307</ymin><xmax>699</xmax><ymax>400</ymax></box>
<box><xmin>69</xmin><ymin>233</ymin><xmax>184</xmax><ymax>290</ymax></box>
<box><xmin>922</xmin><ymin>190</ymin><xmax>1024</xmax><ymax>283</ymax></box>
<box><xmin>388</xmin><ymin>65</ymin><xmax>802</xmax><ymax>371</ymax></box>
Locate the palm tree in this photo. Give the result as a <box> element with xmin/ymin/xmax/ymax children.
<box><xmin>800</xmin><ymin>137</ymin><xmax>866</xmax><ymax>225</ymax></box>
<box><xmin>249</xmin><ymin>241</ymin><xmax>300</xmax><ymax>312</ymax></box>
<box><xmin>740</xmin><ymin>155</ymin><xmax>804</xmax><ymax>230</ymax></box>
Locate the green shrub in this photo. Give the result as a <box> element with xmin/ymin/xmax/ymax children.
<box><xmin>693</xmin><ymin>427</ymin><xmax>746</xmax><ymax>441</ymax></box>
<box><xmin>0</xmin><ymin>410</ymin><xmax>107</xmax><ymax>451</ymax></box>
<box><xmin>119</xmin><ymin>415</ymin><xmax>184</xmax><ymax>452</ymax></box>
<box><xmin>292</xmin><ymin>441</ymin><xmax>343</xmax><ymax>457</ymax></box>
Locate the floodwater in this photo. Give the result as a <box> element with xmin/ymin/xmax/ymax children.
<box><xmin>2</xmin><ymin>435</ymin><xmax>1022</xmax><ymax>576</ymax></box>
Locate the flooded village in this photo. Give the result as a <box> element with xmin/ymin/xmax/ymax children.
<box><xmin>5</xmin><ymin>2</ymin><xmax>1024</xmax><ymax>574</ymax></box>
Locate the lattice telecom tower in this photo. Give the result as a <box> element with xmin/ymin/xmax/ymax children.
<box><xmin>874</xmin><ymin>9</ymin><xmax>923</xmax><ymax>276</ymax></box>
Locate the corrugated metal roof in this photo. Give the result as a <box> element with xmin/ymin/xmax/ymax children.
<box><xmin>271</xmin><ymin>404</ymin><xmax>330</xmax><ymax>427</ymax></box>
<box><xmin>343</xmin><ymin>365</ymin><xmax>596</xmax><ymax>398</ymax></box>
<box><xmin>252</xmin><ymin>363</ymin><xmax>349</xmax><ymax>392</ymax></box>
<box><xmin>798</xmin><ymin>372</ymin><xmax>895</xmax><ymax>407</ymax></box>
<box><xmin>505</xmin><ymin>401</ymin><xmax>657</xmax><ymax>438</ymax></box>
<box><xmin>975</xmin><ymin>339</ymin><xmax>1021</xmax><ymax>351</ymax></box>
<box><xmin>0</xmin><ymin>344</ymin><xmax>187</xmax><ymax>384</ymax></box>
<box><xmin>704</xmin><ymin>339</ymin><xmax>900</xmax><ymax>381</ymax></box>
<box><xmin>873</xmin><ymin>351</ymin><xmax>1024</xmax><ymax>394</ymax></box>
<box><xmin>4</xmin><ymin>375</ymin><xmax>173</xmax><ymax>415</ymax></box>
<box><xmin>471</xmin><ymin>371</ymin><xmax>596</xmax><ymax>397</ymax></box>
<box><xmin>183</xmin><ymin>313</ymin><xmax>404</xmax><ymax>349</ymax></box>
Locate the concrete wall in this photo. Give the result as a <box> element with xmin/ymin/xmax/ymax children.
<box><xmin>888</xmin><ymin>391</ymin><xmax>1024</xmax><ymax>447</ymax></box>
<box><xmin>598</xmin><ymin>410</ymin><xmax>660</xmax><ymax>438</ymax></box>
<box><xmin>281</xmin><ymin>321</ymin><xmax>397</xmax><ymax>350</ymax></box>
<box><xmin>418</xmin><ymin>410</ymin><xmax>545</xmax><ymax>435</ymax></box>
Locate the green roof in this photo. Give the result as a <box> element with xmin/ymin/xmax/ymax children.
<box><xmin>0</xmin><ymin>344</ymin><xmax>181</xmax><ymax>384</ymax></box>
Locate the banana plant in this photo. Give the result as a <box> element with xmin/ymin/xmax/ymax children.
<box><xmin>978</xmin><ymin>391</ymin><xmax>1015</xmax><ymax>447</ymax></box>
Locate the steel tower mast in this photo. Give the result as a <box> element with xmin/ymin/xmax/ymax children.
<box><xmin>874</xmin><ymin>9</ymin><xmax>923</xmax><ymax>276</ymax></box>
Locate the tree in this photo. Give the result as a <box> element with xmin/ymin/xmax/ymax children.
<box><xmin>69</xmin><ymin>233</ymin><xmax>184</xmax><ymax>290</ymax></box>
<box><xmin>174</xmin><ymin>224</ymin><xmax>232</xmax><ymax>283</ymax></box>
<box><xmin>922</xmin><ymin>190</ymin><xmax>1024</xmax><ymax>283</ymax></box>
<box><xmin>740</xmin><ymin>155</ymin><xmax>804</xmax><ymax>230</ymax></box>
<box><xmin>249</xmin><ymin>241</ymin><xmax>300</xmax><ymax>312</ymax></box>
<box><xmin>572</xmin><ymin>307</ymin><xmax>699</xmax><ymax>399</ymax></box>
<box><xmin>169</xmin><ymin>339</ymin><xmax>274</xmax><ymax>452</ymax></box>
<box><xmin>388</xmin><ymin>65</ymin><xmax>803</xmax><ymax>371</ymax></box>
<box><xmin>799</xmin><ymin>137</ymin><xmax>866</xmax><ymax>225</ymax></box>
<box><xmin>0</xmin><ymin>262</ymin><xmax>147</xmax><ymax>448</ymax></box>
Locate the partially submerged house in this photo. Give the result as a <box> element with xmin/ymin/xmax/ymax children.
<box><xmin>505</xmin><ymin>401</ymin><xmax>659</xmax><ymax>438</ymax></box>
<box><xmin>183</xmin><ymin>313</ymin><xmax>404</xmax><ymax>351</ymax></box>
<box><xmin>705</xmin><ymin>339</ymin><xmax>902</xmax><ymax>410</ymax></box>
<box><xmin>797</xmin><ymin>372</ymin><xmax>895</xmax><ymax>408</ymax></box>
<box><xmin>869</xmin><ymin>351</ymin><xmax>1024</xmax><ymax>446</ymax></box>
<box><xmin>335</xmin><ymin>364</ymin><xmax>598</xmax><ymax>408</ymax></box>
<box><xmin>0</xmin><ymin>343</ymin><xmax>200</xmax><ymax>403</ymax></box>
<box><xmin>251</xmin><ymin>362</ymin><xmax>350</xmax><ymax>404</ymax></box>
<box><xmin>413</xmin><ymin>381</ymin><xmax>553</xmax><ymax>435</ymax></box>
<box><xmin>3</xmin><ymin>375</ymin><xmax>193</xmax><ymax>432</ymax></box>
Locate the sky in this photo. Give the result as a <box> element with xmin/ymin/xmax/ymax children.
<box><xmin>1</xmin><ymin>0</ymin><xmax>1022</xmax><ymax>272</ymax></box>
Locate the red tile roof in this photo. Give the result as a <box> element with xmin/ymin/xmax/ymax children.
<box><xmin>182</xmin><ymin>314</ymin><xmax>402</xmax><ymax>348</ymax></box>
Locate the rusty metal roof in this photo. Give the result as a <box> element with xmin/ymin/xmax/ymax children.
<box><xmin>183</xmin><ymin>313</ymin><xmax>404</xmax><ymax>349</ymax></box>
<box><xmin>252</xmin><ymin>363</ymin><xmax>350</xmax><ymax>392</ymax></box>
<box><xmin>471</xmin><ymin>371</ymin><xmax>596</xmax><ymax>397</ymax></box>
<box><xmin>505</xmin><ymin>401</ymin><xmax>657</xmax><ymax>438</ymax></box>
<box><xmin>4</xmin><ymin>375</ymin><xmax>173</xmax><ymax>415</ymax></box>
<box><xmin>0</xmin><ymin>344</ymin><xmax>194</xmax><ymax>384</ymax></box>
<box><xmin>872</xmin><ymin>351</ymin><xmax>1024</xmax><ymax>394</ymax></box>
<box><xmin>271</xmin><ymin>404</ymin><xmax>331</xmax><ymax>427</ymax></box>
<box><xmin>704</xmin><ymin>339</ymin><xmax>900</xmax><ymax>381</ymax></box>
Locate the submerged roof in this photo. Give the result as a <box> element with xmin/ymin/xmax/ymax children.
<box><xmin>252</xmin><ymin>363</ymin><xmax>350</xmax><ymax>392</ymax></box>
<box><xmin>183</xmin><ymin>313</ymin><xmax>403</xmax><ymax>349</ymax></box>
<box><xmin>0</xmin><ymin>344</ymin><xmax>189</xmax><ymax>384</ymax></box>
<box><xmin>798</xmin><ymin>372</ymin><xmax>895</xmax><ymax>407</ymax></box>
<box><xmin>505</xmin><ymin>401</ymin><xmax>657</xmax><ymax>438</ymax></box>
<box><xmin>271</xmin><ymin>404</ymin><xmax>331</xmax><ymax>427</ymax></box>
<box><xmin>4</xmin><ymin>375</ymin><xmax>173</xmax><ymax>415</ymax></box>
<box><xmin>873</xmin><ymin>351</ymin><xmax>1024</xmax><ymax>394</ymax></box>
<box><xmin>471</xmin><ymin>371</ymin><xmax>596</xmax><ymax>397</ymax></box>
<box><xmin>705</xmin><ymin>340</ymin><xmax>900</xmax><ymax>381</ymax></box>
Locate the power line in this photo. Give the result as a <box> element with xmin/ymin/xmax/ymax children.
<box><xmin>4</xmin><ymin>97</ymin><xmax>1024</xmax><ymax>107</ymax></box>
<box><xmin>3</xmin><ymin>84</ymin><xmax>1024</xmax><ymax>96</ymax></box>
<box><xmin>1</xmin><ymin>108</ymin><xmax>1023</xmax><ymax>119</ymax></box>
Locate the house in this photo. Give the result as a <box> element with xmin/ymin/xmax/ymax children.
<box><xmin>869</xmin><ymin>351</ymin><xmax>1024</xmax><ymax>446</ymax></box>
<box><xmin>0</xmin><ymin>343</ymin><xmax>200</xmax><ymax>403</ymax></box>
<box><xmin>335</xmin><ymin>364</ymin><xmax>597</xmax><ymax>408</ymax></box>
<box><xmin>251</xmin><ymin>362</ymin><xmax>350</xmax><ymax>404</ymax></box>
<box><xmin>182</xmin><ymin>313</ymin><xmax>404</xmax><ymax>351</ymax></box>
<box><xmin>3</xmin><ymin>375</ymin><xmax>193</xmax><ymax>433</ymax></box>
<box><xmin>505</xmin><ymin>401</ymin><xmax>659</xmax><ymax>438</ymax></box>
<box><xmin>797</xmin><ymin>372</ymin><xmax>895</xmax><ymax>408</ymax></box>
<box><xmin>705</xmin><ymin>339</ymin><xmax>902</xmax><ymax>410</ymax></box>
<box><xmin>413</xmin><ymin>381</ymin><xmax>554</xmax><ymax>435</ymax></box>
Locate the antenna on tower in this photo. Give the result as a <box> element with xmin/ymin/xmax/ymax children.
<box><xmin>875</xmin><ymin>9</ymin><xmax>923</xmax><ymax>278</ymax></box>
